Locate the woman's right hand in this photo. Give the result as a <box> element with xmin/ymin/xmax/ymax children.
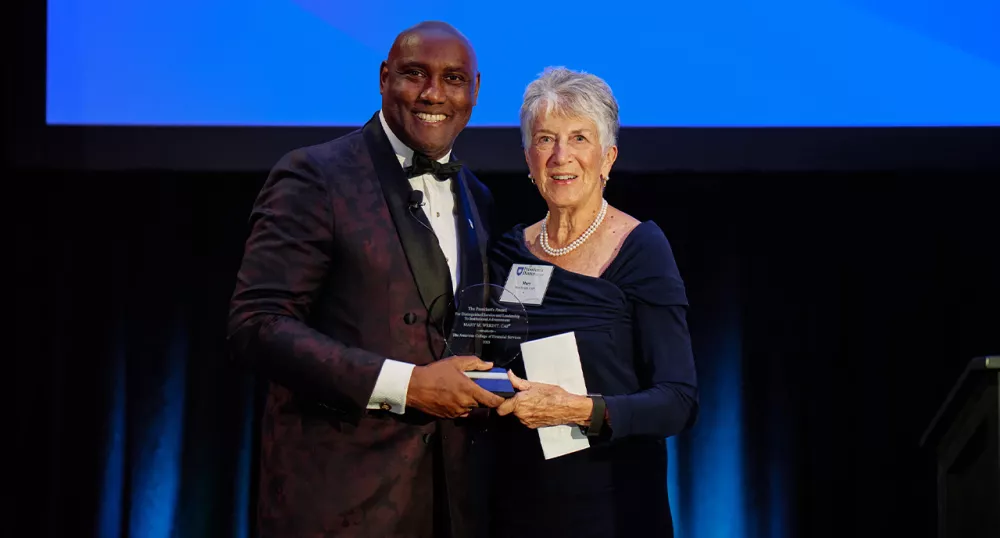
<box><xmin>497</xmin><ymin>371</ymin><xmax>593</xmax><ymax>428</ymax></box>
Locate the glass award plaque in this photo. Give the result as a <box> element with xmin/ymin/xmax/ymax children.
<box><xmin>445</xmin><ymin>283</ymin><xmax>529</xmax><ymax>397</ymax></box>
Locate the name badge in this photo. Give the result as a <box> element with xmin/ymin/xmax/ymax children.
<box><xmin>502</xmin><ymin>264</ymin><xmax>555</xmax><ymax>306</ymax></box>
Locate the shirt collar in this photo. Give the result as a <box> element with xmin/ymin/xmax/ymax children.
<box><xmin>379</xmin><ymin>109</ymin><xmax>453</xmax><ymax>169</ymax></box>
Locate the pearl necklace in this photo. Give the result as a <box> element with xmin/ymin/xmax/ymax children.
<box><xmin>540</xmin><ymin>199</ymin><xmax>608</xmax><ymax>257</ymax></box>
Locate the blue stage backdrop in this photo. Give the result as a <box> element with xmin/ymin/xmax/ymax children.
<box><xmin>47</xmin><ymin>0</ymin><xmax>1000</xmax><ymax>127</ymax></box>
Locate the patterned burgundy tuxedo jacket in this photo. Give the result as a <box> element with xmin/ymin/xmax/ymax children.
<box><xmin>227</xmin><ymin>113</ymin><xmax>495</xmax><ymax>538</ymax></box>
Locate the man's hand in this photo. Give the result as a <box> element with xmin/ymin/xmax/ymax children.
<box><xmin>406</xmin><ymin>356</ymin><xmax>506</xmax><ymax>418</ymax></box>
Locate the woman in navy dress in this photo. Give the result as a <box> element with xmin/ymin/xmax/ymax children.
<box><xmin>486</xmin><ymin>67</ymin><xmax>699</xmax><ymax>538</ymax></box>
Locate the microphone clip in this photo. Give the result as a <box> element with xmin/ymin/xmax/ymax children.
<box><xmin>408</xmin><ymin>190</ymin><xmax>426</xmax><ymax>211</ymax></box>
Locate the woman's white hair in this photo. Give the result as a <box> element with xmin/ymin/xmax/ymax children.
<box><xmin>519</xmin><ymin>67</ymin><xmax>620</xmax><ymax>152</ymax></box>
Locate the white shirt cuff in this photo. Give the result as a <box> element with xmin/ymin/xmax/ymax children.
<box><xmin>367</xmin><ymin>359</ymin><xmax>415</xmax><ymax>415</ymax></box>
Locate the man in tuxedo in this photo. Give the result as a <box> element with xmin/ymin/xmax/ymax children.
<box><xmin>227</xmin><ymin>21</ymin><xmax>503</xmax><ymax>537</ymax></box>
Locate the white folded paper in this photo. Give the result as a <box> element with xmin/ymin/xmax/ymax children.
<box><xmin>519</xmin><ymin>332</ymin><xmax>591</xmax><ymax>460</ymax></box>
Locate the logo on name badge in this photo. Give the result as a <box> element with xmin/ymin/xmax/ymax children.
<box><xmin>517</xmin><ymin>267</ymin><xmax>525</xmax><ymax>276</ymax></box>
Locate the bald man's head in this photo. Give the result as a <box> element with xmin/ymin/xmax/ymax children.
<box><xmin>388</xmin><ymin>21</ymin><xmax>477</xmax><ymax>67</ymax></box>
<box><xmin>379</xmin><ymin>22</ymin><xmax>480</xmax><ymax>159</ymax></box>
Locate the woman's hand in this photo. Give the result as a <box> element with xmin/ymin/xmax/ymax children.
<box><xmin>496</xmin><ymin>370</ymin><xmax>593</xmax><ymax>429</ymax></box>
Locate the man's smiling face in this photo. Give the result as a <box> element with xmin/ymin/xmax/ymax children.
<box><xmin>379</xmin><ymin>28</ymin><xmax>479</xmax><ymax>159</ymax></box>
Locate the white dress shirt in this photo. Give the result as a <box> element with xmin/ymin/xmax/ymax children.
<box><xmin>366</xmin><ymin>110</ymin><xmax>462</xmax><ymax>414</ymax></box>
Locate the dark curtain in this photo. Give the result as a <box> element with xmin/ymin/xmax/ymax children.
<box><xmin>14</xmin><ymin>169</ymin><xmax>999</xmax><ymax>538</ymax></box>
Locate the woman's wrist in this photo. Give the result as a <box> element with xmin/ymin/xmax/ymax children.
<box><xmin>569</xmin><ymin>394</ymin><xmax>595</xmax><ymax>425</ymax></box>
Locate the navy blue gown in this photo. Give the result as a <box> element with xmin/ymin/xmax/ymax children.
<box><xmin>485</xmin><ymin>221</ymin><xmax>699</xmax><ymax>538</ymax></box>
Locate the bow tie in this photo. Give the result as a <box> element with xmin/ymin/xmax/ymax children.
<box><xmin>406</xmin><ymin>152</ymin><xmax>463</xmax><ymax>180</ymax></box>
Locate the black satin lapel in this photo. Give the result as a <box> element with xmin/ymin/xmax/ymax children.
<box><xmin>453</xmin><ymin>169</ymin><xmax>489</xmax><ymax>358</ymax></box>
<box><xmin>455</xmin><ymin>169</ymin><xmax>488</xmax><ymax>289</ymax></box>
<box><xmin>364</xmin><ymin>116</ymin><xmax>452</xmax><ymax>321</ymax></box>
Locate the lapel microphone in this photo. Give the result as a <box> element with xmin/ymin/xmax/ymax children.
<box><xmin>407</xmin><ymin>190</ymin><xmax>434</xmax><ymax>235</ymax></box>
<box><xmin>408</xmin><ymin>190</ymin><xmax>425</xmax><ymax>210</ymax></box>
